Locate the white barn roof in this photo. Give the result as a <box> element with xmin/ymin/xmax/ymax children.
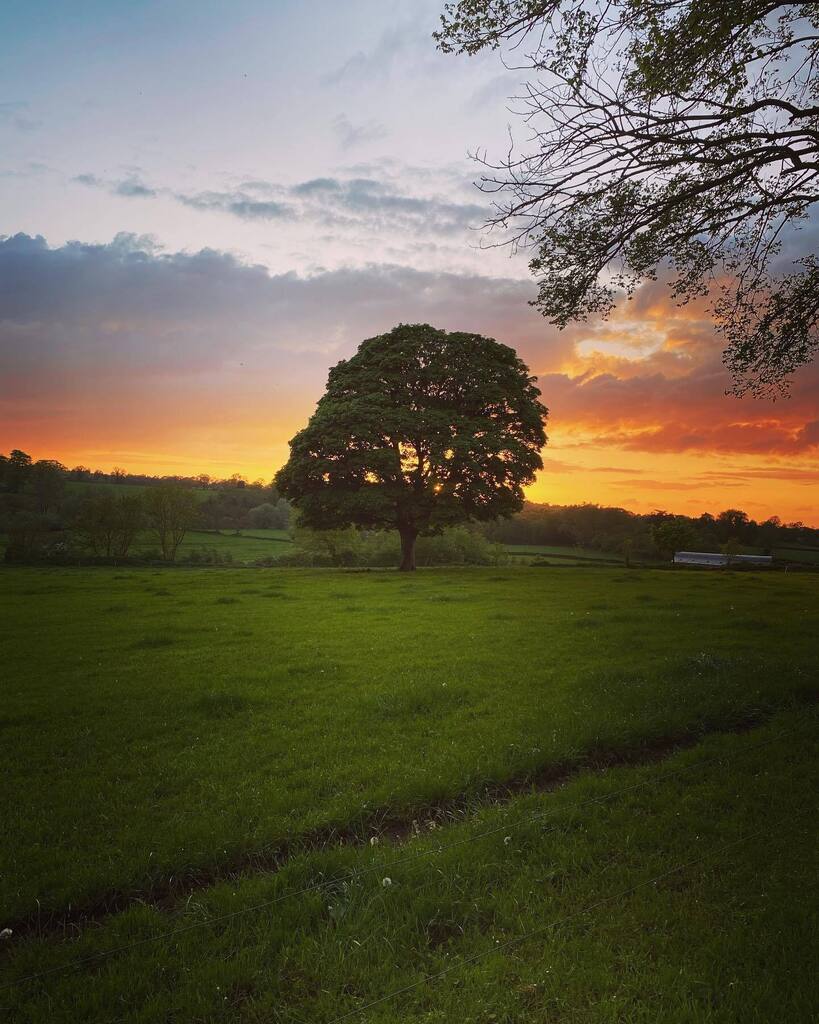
<box><xmin>673</xmin><ymin>551</ymin><xmax>773</xmax><ymax>567</ymax></box>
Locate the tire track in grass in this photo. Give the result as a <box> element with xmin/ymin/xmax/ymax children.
<box><xmin>4</xmin><ymin>692</ymin><xmax>816</xmax><ymax>947</ymax></box>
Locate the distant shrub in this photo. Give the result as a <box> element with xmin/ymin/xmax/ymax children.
<box><xmin>416</xmin><ymin>527</ymin><xmax>504</xmax><ymax>567</ymax></box>
<box><xmin>245</xmin><ymin>500</ymin><xmax>290</xmax><ymax>530</ymax></box>
<box><xmin>280</xmin><ymin>525</ymin><xmax>504</xmax><ymax>568</ymax></box>
<box><xmin>179</xmin><ymin>547</ymin><xmax>233</xmax><ymax>566</ymax></box>
<box><xmin>275</xmin><ymin>548</ymin><xmax>334</xmax><ymax>567</ymax></box>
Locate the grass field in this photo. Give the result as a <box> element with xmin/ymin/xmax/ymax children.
<box><xmin>775</xmin><ymin>545</ymin><xmax>819</xmax><ymax>564</ymax></box>
<box><xmin>0</xmin><ymin>528</ymin><xmax>294</xmax><ymax>564</ymax></box>
<box><xmin>139</xmin><ymin>536</ymin><xmax>626</xmax><ymax>566</ymax></box>
<box><xmin>504</xmin><ymin>543</ymin><xmax>628</xmax><ymax>565</ymax></box>
<box><xmin>132</xmin><ymin>528</ymin><xmax>293</xmax><ymax>562</ymax></box>
<box><xmin>1</xmin><ymin>566</ymin><xmax>817</xmax><ymax>1021</ymax></box>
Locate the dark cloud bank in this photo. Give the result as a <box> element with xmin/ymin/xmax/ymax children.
<box><xmin>2</xmin><ymin>233</ymin><xmax>817</xmax><ymax>462</ymax></box>
<box><xmin>0</xmin><ymin>231</ymin><xmax>552</xmax><ymax>386</ymax></box>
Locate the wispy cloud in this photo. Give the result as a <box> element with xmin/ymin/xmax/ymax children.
<box><xmin>71</xmin><ymin>168</ymin><xmax>487</xmax><ymax>234</ymax></box>
<box><xmin>698</xmin><ymin>466</ymin><xmax>819</xmax><ymax>483</ymax></box>
<box><xmin>321</xmin><ymin>23</ymin><xmax>455</xmax><ymax>87</ymax></box>
<box><xmin>332</xmin><ymin>113</ymin><xmax>389</xmax><ymax>150</ymax></box>
<box><xmin>74</xmin><ymin>172</ymin><xmax>157</xmax><ymax>199</ymax></box>
<box><xmin>73</xmin><ymin>172</ymin><xmax>102</xmax><ymax>187</ymax></box>
<box><xmin>0</xmin><ymin>100</ymin><xmax>42</xmax><ymax>133</ymax></box>
<box><xmin>0</xmin><ymin>161</ymin><xmax>50</xmax><ymax>180</ymax></box>
<box><xmin>175</xmin><ymin>190</ymin><xmax>293</xmax><ymax>220</ymax></box>
<box><xmin>465</xmin><ymin>73</ymin><xmax>520</xmax><ymax>110</ymax></box>
<box><xmin>114</xmin><ymin>177</ymin><xmax>157</xmax><ymax>198</ymax></box>
<box><xmin>73</xmin><ymin>172</ymin><xmax>292</xmax><ymax>220</ymax></box>
<box><xmin>321</xmin><ymin>27</ymin><xmax>411</xmax><ymax>86</ymax></box>
<box><xmin>288</xmin><ymin>175</ymin><xmax>486</xmax><ymax>234</ymax></box>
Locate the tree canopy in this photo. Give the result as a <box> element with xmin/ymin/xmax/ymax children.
<box><xmin>436</xmin><ymin>1</ymin><xmax>819</xmax><ymax>396</ymax></box>
<box><xmin>275</xmin><ymin>323</ymin><xmax>547</xmax><ymax>569</ymax></box>
<box><xmin>143</xmin><ymin>483</ymin><xmax>199</xmax><ymax>562</ymax></box>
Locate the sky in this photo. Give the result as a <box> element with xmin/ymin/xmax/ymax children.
<box><xmin>1</xmin><ymin>0</ymin><xmax>817</xmax><ymax>523</ymax></box>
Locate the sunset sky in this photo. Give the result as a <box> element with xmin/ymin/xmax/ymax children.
<box><xmin>2</xmin><ymin>0</ymin><xmax>817</xmax><ymax>523</ymax></box>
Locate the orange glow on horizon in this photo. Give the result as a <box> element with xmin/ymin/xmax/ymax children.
<box><xmin>6</xmin><ymin>429</ymin><xmax>816</xmax><ymax>527</ymax></box>
<box><xmin>4</xmin><ymin>282</ymin><xmax>817</xmax><ymax>527</ymax></box>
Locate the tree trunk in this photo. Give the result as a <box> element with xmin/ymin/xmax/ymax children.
<box><xmin>398</xmin><ymin>527</ymin><xmax>417</xmax><ymax>571</ymax></box>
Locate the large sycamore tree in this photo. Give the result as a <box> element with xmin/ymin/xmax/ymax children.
<box><xmin>275</xmin><ymin>324</ymin><xmax>547</xmax><ymax>570</ymax></box>
<box><xmin>436</xmin><ymin>1</ymin><xmax>819</xmax><ymax>396</ymax></box>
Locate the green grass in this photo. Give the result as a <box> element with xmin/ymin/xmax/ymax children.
<box><xmin>504</xmin><ymin>543</ymin><xmax>624</xmax><ymax>563</ymax></box>
<box><xmin>0</xmin><ymin>523</ymin><xmax>292</xmax><ymax>563</ymax></box>
<box><xmin>132</xmin><ymin>528</ymin><xmax>292</xmax><ymax>562</ymax></box>
<box><xmin>2</xmin><ymin>708</ymin><xmax>816</xmax><ymax>1022</ymax></box>
<box><xmin>1</xmin><ymin>566</ymin><xmax>816</xmax><ymax>1021</ymax></box>
<box><xmin>775</xmin><ymin>546</ymin><xmax>819</xmax><ymax>565</ymax></box>
<box><xmin>1</xmin><ymin>566</ymin><xmax>816</xmax><ymax>930</ymax></box>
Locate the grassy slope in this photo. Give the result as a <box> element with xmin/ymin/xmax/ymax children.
<box><xmin>132</xmin><ymin>528</ymin><xmax>292</xmax><ymax>561</ymax></box>
<box><xmin>3</xmin><ymin>709</ymin><xmax>816</xmax><ymax>1022</ymax></box>
<box><xmin>1</xmin><ymin>567</ymin><xmax>816</xmax><ymax>928</ymax></box>
<box><xmin>503</xmin><ymin>543</ymin><xmax>620</xmax><ymax>559</ymax></box>
<box><xmin>775</xmin><ymin>546</ymin><xmax>819</xmax><ymax>564</ymax></box>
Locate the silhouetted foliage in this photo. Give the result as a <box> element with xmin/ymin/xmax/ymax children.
<box><xmin>1</xmin><ymin>450</ymin><xmax>33</xmax><ymax>493</ymax></box>
<box><xmin>245</xmin><ymin>500</ymin><xmax>290</xmax><ymax>530</ymax></box>
<box><xmin>1</xmin><ymin>445</ymin><xmax>815</xmax><ymax>564</ymax></box>
<box><xmin>144</xmin><ymin>484</ymin><xmax>199</xmax><ymax>562</ymax></box>
<box><xmin>2</xmin><ymin>506</ymin><xmax>58</xmax><ymax>562</ymax></box>
<box><xmin>652</xmin><ymin>518</ymin><xmax>698</xmax><ymax>559</ymax></box>
<box><xmin>280</xmin><ymin>524</ymin><xmax>503</xmax><ymax>567</ymax></box>
<box><xmin>480</xmin><ymin>500</ymin><xmax>819</xmax><ymax>557</ymax></box>
<box><xmin>72</xmin><ymin>489</ymin><xmax>146</xmax><ymax>557</ymax></box>
<box><xmin>275</xmin><ymin>324</ymin><xmax>548</xmax><ymax>570</ymax></box>
<box><xmin>30</xmin><ymin>460</ymin><xmax>66</xmax><ymax>513</ymax></box>
<box><xmin>436</xmin><ymin>1</ymin><xmax>819</xmax><ymax>395</ymax></box>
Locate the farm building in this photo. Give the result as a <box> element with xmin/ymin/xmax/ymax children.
<box><xmin>673</xmin><ymin>551</ymin><xmax>773</xmax><ymax>568</ymax></box>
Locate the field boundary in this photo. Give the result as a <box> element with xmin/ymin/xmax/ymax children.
<box><xmin>507</xmin><ymin>550</ymin><xmax>624</xmax><ymax>565</ymax></box>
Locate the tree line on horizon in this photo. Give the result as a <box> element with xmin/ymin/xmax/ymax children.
<box><xmin>0</xmin><ymin>449</ymin><xmax>289</xmax><ymax>563</ymax></box>
<box><xmin>2</xmin><ymin>446</ymin><xmax>815</xmax><ymax>566</ymax></box>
